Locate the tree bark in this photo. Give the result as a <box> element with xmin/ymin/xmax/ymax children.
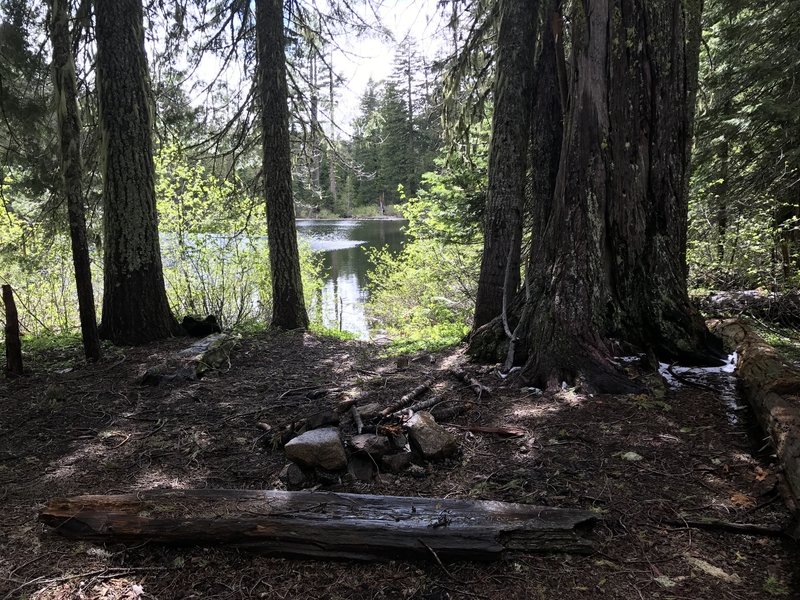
<box><xmin>95</xmin><ymin>0</ymin><xmax>178</xmax><ymax>345</ymax></box>
<box><xmin>3</xmin><ymin>285</ymin><xmax>23</xmax><ymax>377</ymax></box>
<box><xmin>256</xmin><ymin>0</ymin><xmax>309</xmax><ymax>330</ymax></box>
<box><xmin>49</xmin><ymin>0</ymin><xmax>101</xmax><ymax>361</ymax></box>
<box><xmin>469</xmin><ymin>0</ymin><xmax>564</xmax><ymax>366</ymax></box>
<box><xmin>474</xmin><ymin>0</ymin><xmax>721</xmax><ymax>392</ymax></box>
<box><xmin>473</xmin><ymin>0</ymin><xmax>538</xmax><ymax>329</ymax></box>
<box><xmin>38</xmin><ymin>489</ymin><xmax>596</xmax><ymax>559</ymax></box>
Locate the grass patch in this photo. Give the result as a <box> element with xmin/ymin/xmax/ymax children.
<box><xmin>382</xmin><ymin>322</ymin><xmax>468</xmax><ymax>355</ymax></box>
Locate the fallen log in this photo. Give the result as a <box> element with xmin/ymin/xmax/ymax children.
<box><xmin>140</xmin><ymin>333</ymin><xmax>238</xmax><ymax>385</ymax></box>
<box><xmin>39</xmin><ymin>489</ymin><xmax>595</xmax><ymax>560</ymax></box>
<box><xmin>699</xmin><ymin>290</ymin><xmax>800</xmax><ymax>325</ymax></box>
<box><xmin>708</xmin><ymin>319</ymin><xmax>800</xmax><ymax>513</ymax></box>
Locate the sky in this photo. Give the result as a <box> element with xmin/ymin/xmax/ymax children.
<box><xmin>326</xmin><ymin>0</ymin><xmax>450</xmax><ymax>134</ymax></box>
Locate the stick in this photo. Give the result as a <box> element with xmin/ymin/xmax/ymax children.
<box><xmin>665</xmin><ymin>518</ymin><xmax>787</xmax><ymax>538</ymax></box>
<box><xmin>449</xmin><ymin>368</ymin><xmax>491</xmax><ymax>397</ymax></box>
<box><xmin>392</xmin><ymin>395</ymin><xmax>442</xmax><ymax>417</ymax></box>
<box><xmin>380</xmin><ymin>380</ymin><xmax>432</xmax><ymax>417</ymax></box>
<box><xmin>3</xmin><ymin>284</ymin><xmax>23</xmax><ymax>377</ymax></box>
<box><xmin>350</xmin><ymin>405</ymin><xmax>364</xmax><ymax>434</ymax></box>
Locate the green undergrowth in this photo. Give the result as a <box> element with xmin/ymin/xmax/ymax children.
<box><xmin>749</xmin><ymin>322</ymin><xmax>800</xmax><ymax>363</ymax></box>
<box><xmin>379</xmin><ymin>322</ymin><xmax>469</xmax><ymax>355</ymax></box>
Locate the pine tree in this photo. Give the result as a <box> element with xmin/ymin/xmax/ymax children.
<box><xmin>95</xmin><ymin>0</ymin><xmax>179</xmax><ymax>345</ymax></box>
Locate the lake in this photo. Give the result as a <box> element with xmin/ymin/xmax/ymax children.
<box><xmin>296</xmin><ymin>219</ymin><xmax>408</xmax><ymax>338</ymax></box>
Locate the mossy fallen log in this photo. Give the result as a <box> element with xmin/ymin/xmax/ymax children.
<box><xmin>709</xmin><ymin>319</ymin><xmax>800</xmax><ymax>511</ymax></box>
<box><xmin>38</xmin><ymin>489</ymin><xmax>596</xmax><ymax>560</ymax></box>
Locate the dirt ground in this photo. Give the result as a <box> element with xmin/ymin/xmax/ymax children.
<box><xmin>1</xmin><ymin>330</ymin><xmax>798</xmax><ymax>599</ymax></box>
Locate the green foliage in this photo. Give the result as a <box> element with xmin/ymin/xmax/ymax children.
<box><xmin>0</xmin><ymin>146</ymin><xmax>323</xmax><ymax>338</ymax></box>
<box><xmin>762</xmin><ymin>575</ymin><xmax>790</xmax><ymax>597</ymax></box>
<box><xmin>155</xmin><ymin>146</ymin><xmax>323</xmax><ymax>329</ymax></box>
<box><xmin>690</xmin><ymin>0</ymin><xmax>800</xmax><ymax>290</ymax></box>
<box><xmin>366</xmin><ymin>204</ymin><xmax>479</xmax><ymax>351</ymax></box>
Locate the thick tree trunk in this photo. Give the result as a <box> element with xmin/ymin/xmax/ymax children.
<box><xmin>38</xmin><ymin>489</ymin><xmax>596</xmax><ymax>559</ymax></box>
<box><xmin>473</xmin><ymin>0</ymin><xmax>538</xmax><ymax>329</ymax></box>
<box><xmin>49</xmin><ymin>0</ymin><xmax>101</xmax><ymax>361</ymax></box>
<box><xmin>95</xmin><ymin>0</ymin><xmax>178</xmax><ymax>345</ymax></box>
<box><xmin>256</xmin><ymin>0</ymin><xmax>309</xmax><ymax>330</ymax></box>
<box><xmin>475</xmin><ymin>0</ymin><xmax>721</xmax><ymax>392</ymax></box>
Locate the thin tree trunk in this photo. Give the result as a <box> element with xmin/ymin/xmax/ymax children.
<box><xmin>473</xmin><ymin>0</ymin><xmax>538</xmax><ymax>329</ymax></box>
<box><xmin>256</xmin><ymin>0</ymin><xmax>309</xmax><ymax>330</ymax></box>
<box><xmin>95</xmin><ymin>0</ymin><xmax>178</xmax><ymax>345</ymax></box>
<box><xmin>49</xmin><ymin>0</ymin><xmax>101</xmax><ymax>361</ymax></box>
<box><xmin>3</xmin><ymin>285</ymin><xmax>23</xmax><ymax>377</ymax></box>
<box><xmin>328</xmin><ymin>55</ymin><xmax>338</xmax><ymax>209</ymax></box>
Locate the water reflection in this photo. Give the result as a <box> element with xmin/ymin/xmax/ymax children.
<box><xmin>296</xmin><ymin>219</ymin><xmax>407</xmax><ymax>338</ymax></box>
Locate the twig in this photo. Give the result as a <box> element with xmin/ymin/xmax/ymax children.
<box><xmin>666</xmin><ymin>364</ymin><xmax>717</xmax><ymax>392</ymax></box>
<box><xmin>418</xmin><ymin>539</ymin><xmax>454</xmax><ymax>580</ymax></box>
<box><xmin>665</xmin><ymin>518</ymin><xmax>788</xmax><ymax>538</ymax></box>
<box><xmin>2</xmin><ymin>567</ymin><xmax>168</xmax><ymax>600</ymax></box>
<box><xmin>449</xmin><ymin>368</ymin><xmax>491</xmax><ymax>397</ymax></box>
<box><xmin>380</xmin><ymin>380</ymin><xmax>433</xmax><ymax>417</ymax></box>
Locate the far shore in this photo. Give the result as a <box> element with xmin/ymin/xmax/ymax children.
<box><xmin>295</xmin><ymin>216</ymin><xmax>407</xmax><ymax>221</ymax></box>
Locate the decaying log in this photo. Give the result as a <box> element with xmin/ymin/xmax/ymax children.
<box><xmin>708</xmin><ymin>319</ymin><xmax>800</xmax><ymax>511</ymax></box>
<box><xmin>39</xmin><ymin>489</ymin><xmax>596</xmax><ymax>560</ymax></box>
<box><xmin>380</xmin><ymin>380</ymin><xmax>433</xmax><ymax>417</ymax></box>
<box><xmin>699</xmin><ymin>291</ymin><xmax>800</xmax><ymax>325</ymax></box>
<box><xmin>141</xmin><ymin>333</ymin><xmax>238</xmax><ymax>385</ymax></box>
<box><xmin>3</xmin><ymin>285</ymin><xmax>22</xmax><ymax>377</ymax></box>
<box><xmin>449</xmin><ymin>367</ymin><xmax>491</xmax><ymax>397</ymax></box>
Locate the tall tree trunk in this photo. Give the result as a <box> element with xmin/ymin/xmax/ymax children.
<box><xmin>328</xmin><ymin>55</ymin><xmax>338</xmax><ymax>209</ymax></box>
<box><xmin>49</xmin><ymin>0</ymin><xmax>101</xmax><ymax>361</ymax></box>
<box><xmin>256</xmin><ymin>0</ymin><xmax>309</xmax><ymax>330</ymax></box>
<box><xmin>518</xmin><ymin>0</ymin><xmax>719</xmax><ymax>392</ymax></box>
<box><xmin>473</xmin><ymin>0</ymin><xmax>538</xmax><ymax>329</ymax></box>
<box><xmin>309</xmin><ymin>54</ymin><xmax>322</xmax><ymax>205</ymax></box>
<box><xmin>95</xmin><ymin>0</ymin><xmax>178</xmax><ymax>345</ymax></box>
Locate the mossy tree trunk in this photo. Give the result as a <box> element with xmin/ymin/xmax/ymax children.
<box><xmin>49</xmin><ymin>0</ymin><xmax>101</xmax><ymax>360</ymax></box>
<box><xmin>473</xmin><ymin>0</ymin><xmax>539</xmax><ymax>329</ymax></box>
<box><xmin>256</xmin><ymin>0</ymin><xmax>309</xmax><ymax>330</ymax></box>
<box><xmin>472</xmin><ymin>0</ymin><xmax>721</xmax><ymax>392</ymax></box>
<box><xmin>95</xmin><ymin>0</ymin><xmax>178</xmax><ymax>345</ymax></box>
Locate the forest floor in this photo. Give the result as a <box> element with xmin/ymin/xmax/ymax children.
<box><xmin>0</xmin><ymin>330</ymin><xmax>798</xmax><ymax>599</ymax></box>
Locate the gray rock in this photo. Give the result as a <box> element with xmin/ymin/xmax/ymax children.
<box><xmin>408</xmin><ymin>464</ymin><xmax>427</xmax><ymax>478</ymax></box>
<box><xmin>388</xmin><ymin>432</ymin><xmax>409</xmax><ymax>451</ymax></box>
<box><xmin>381</xmin><ymin>452</ymin><xmax>412</xmax><ymax>473</ymax></box>
<box><xmin>350</xmin><ymin>434</ymin><xmax>391</xmax><ymax>457</ymax></box>
<box><xmin>284</xmin><ymin>427</ymin><xmax>347</xmax><ymax>470</ymax></box>
<box><xmin>348</xmin><ymin>454</ymin><xmax>376</xmax><ymax>482</ymax></box>
<box><xmin>306</xmin><ymin>410</ymin><xmax>340</xmax><ymax>430</ymax></box>
<box><xmin>406</xmin><ymin>411</ymin><xmax>458</xmax><ymax>460</ymax></box>
<box><xmin>279</xmin><ymin>463</ymin><xmax>308</xmax><ymax>489</ymax></box>
<box><xmin>356</xmin><ymin>402</ymin><xmax>382</xmax><ymax>419</ymax></box>
<box><xmin>315</xmin><ymin>469</ymin><xmax>341</xmax><ymax>486</ymax></box>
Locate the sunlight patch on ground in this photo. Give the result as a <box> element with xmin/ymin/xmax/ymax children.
<box><xmin>132</xmin><ymin>469</ymin><xmax>210</xmax><ymax>491</ymax></box>
<box><xmin>44</xmin><ymin>442</ymin><xmax>108</xmax><ymax>482</ymax></box>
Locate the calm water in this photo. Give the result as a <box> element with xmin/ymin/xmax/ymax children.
<box><xmin>296</xmin><ymin>219</ymin><xmax>408</xmax><ymax>338</ymax></box>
